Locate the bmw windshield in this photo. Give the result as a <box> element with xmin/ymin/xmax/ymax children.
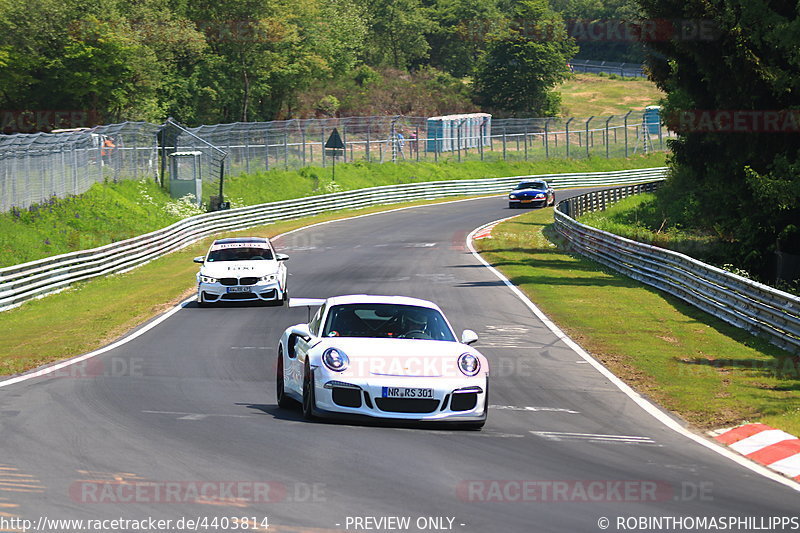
<box><xmin>206</xmin><ymin>247</ymin><xmax>274</xmax><ymax>262</ymax></box>
<box><xmin>515</xmin><ymin>181</ymin><xmax>546</xmax><ymax>190</ymax></box>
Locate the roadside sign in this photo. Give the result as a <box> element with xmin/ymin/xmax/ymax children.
<box><xmin>325</xmin><ymin>128</ymin><xmax>345</xmax><ymax>150</ymax></box>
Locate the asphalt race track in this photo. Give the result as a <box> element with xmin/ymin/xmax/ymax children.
<box><xmin>1</xmin><ymin>192</ymin><xmax>797</xmax><ymax>533</ymax></box>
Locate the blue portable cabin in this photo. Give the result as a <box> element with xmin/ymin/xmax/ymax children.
<box><xmin>426</xmin><ymin>113</ymin><xmax>492</xmax><ymax>152</ymax></box>
<box><xmin>644</xmin><ymin>106</ymin><xmax>661</xmax><ymax>135</ymax></box>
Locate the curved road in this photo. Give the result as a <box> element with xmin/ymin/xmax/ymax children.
<box><xmin>1</xmin><ymin>193</ymin><xmax>797</xmax><ymax>532</ymax></box>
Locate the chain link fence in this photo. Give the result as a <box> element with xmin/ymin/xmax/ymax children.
<box><xmin>0</xmin><ymin>112</ymin><xmax>669</xmax><ymax>212</ymax></box>
<box><xmin>0</xmin><ymin>122</ymin><xmax>158</xmax><ymax>212</ymax></box>
<box><xmin>569</xmin><ymin>59</ymin><xmax>646</xmax><ymax>78</ymax></box>
<box><xmin>191</xmin><ymin>112</ymin><xmax>668</xmax><ymax>177</ymax></box>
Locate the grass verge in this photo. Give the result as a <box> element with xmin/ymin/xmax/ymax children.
<box><xmin>1</xmin><ymin>154</ymin><xmax>667</xmax><ymax>268</ymax></box>
<box><xmin>577</xmin><ymin>193</ymin><xmax>728</xmax><ymax>264</ymax></box>
<box><xmin>558</xmin><ymin>72</ymin><xmax>664</xmax><ymax>117</ymax></box>
<box><xmin>475</xmin><ymin>208</ymin><xmax>800</xmax><ymax>435</ymax></box>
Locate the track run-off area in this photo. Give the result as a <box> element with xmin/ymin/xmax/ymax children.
<box><xmin>0</xmin><ymin>189</ymin><xmax>798</xmax><ymax>533</ymax></box>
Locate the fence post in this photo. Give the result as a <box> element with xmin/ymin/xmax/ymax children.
<box><xmin>605</xmin><ymin>115</ymin><xmax>613</xmax><ymax>158</ymax></box>
<box><xmin>523</xmin><ymin>122</ymin><xmax>528</xmax><ymax>161</ymax></box>
<box><xmin>457</xmin><ymin>121</ymin><xmax>462</xmax><ymax>163</ymax></box>
<box><xmin>245</xmin><ymin>132</ymin><xmax>251</xmax><ymax>175</ymax></box>
<box><xmin>544</xmin><ymin>118</ymin><xmax>551</xmax><ymax>159</ymax></box>
<box><xmin>565</xmin><ymin>117</ymin><xmax>574</xmax><ymax>158</ymax></box>
<box><xmin>585</xmin><ymin>116</ymin><xmax>593</xmax><ymax>158</ymax></box>
<box><xmin>415</xmin><ymin>125</ymin><xmax>420</xmax><ymax>162</ymax></box>
<box><xmin>283</xmin><ymin>131</ymin><xmax>289</xmax><ymax>170</ymax></box>
<box><xmin>623</xmin><ymin>111</ymin><xmax>632</xmax><ymax>158</ymax></box>
<box><xmin>342</xmin><ymin>125</ymin><xmax>347</xmax><ymax>163</ymax></box>
<box><xmin>366</xmin><ymin>122</ymin><xmax>371</xmax><ymax>163</ymax></box>
<box><xmin>301</xmin><ymin>128</ymin><xmax>306</xmax><ymax>167</ymax></box>
<box><xmin>502</xmin><ymin>124</ymin><xmax>507</xmax><ymax>161</ymax></box>
<box><xmin>264</xmin><ymin>126</ymin><xmax>269</xmax><ymax>171</ymax></box>
<box><xmin>321</xmin><ymin>129</ymin><xmax>325</xmax><ymax>168</ymax></box>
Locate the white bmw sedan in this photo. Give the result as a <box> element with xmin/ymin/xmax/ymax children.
<box><xmin>193</xmin><ymin>237</ymin><xmax>288</xmax><ymax>306</ymax></box>
<box><xmin>276</xmin><ymin>295</ymin><xmax>489</xmax><ymax>428</ymax></box>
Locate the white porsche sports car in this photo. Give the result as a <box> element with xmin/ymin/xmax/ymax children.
<box><xmin>276</xmin><ymin>295</ymin><xmax>489</xmax><ymax>428</ymax></box>
<box><xmin>193</xmin><ymin>237</ymin><xmax>288</xmax><ymax>306</ymax></box>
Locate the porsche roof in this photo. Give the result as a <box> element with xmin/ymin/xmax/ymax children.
<box><xmin>325</xmin><ymin>294</ymin><xmax>442</xmax><ymax>311</ymax></box>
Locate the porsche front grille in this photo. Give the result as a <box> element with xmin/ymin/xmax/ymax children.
<box><xmin>375</xmin><ymin>398</ymin><xmax>439</xmax><ymax>413</ymax></box>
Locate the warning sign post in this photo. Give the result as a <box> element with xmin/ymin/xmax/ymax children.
<box><xmin>325</xmin><ymin>128</ymin><xmax>345</xmax><ymax>180</ymax></box>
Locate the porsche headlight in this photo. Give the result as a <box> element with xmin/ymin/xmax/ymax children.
<box><xmin>200</xmin><ymin>275</ymin><xmax>218</xmax><ymax>284</ymax></box>
<box><xmin>458</xmin><ymin>353</ymin><xmax>481</xmax><ymax>376</ymax></box>
<box><xmin>322</xmin><ymin>347</ymin><xmax>349</xmax><ymax>372</ymax></box>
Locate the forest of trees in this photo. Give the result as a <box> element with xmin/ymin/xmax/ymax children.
<box><xmin>639</xmin><ymin>0</ymin><xmax>800</xmax><ymax>280</ymax></box>
<box><xmin>0</xmin><ymin>0</ymin><xmax>642</xmax><ymax>126</ymax></box>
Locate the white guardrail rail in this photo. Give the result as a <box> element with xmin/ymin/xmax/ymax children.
<box><xmin>0</xmin><ymin>167</ymin><xmax>666</xmax><ymax>311</ymax></box>
<box><xmin>554</xmin><ymin>184</ymin><xmax>800</xmax><ymax>355</ymax></box>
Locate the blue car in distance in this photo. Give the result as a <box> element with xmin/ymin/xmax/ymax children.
<box><xmin>508</xmin><ymin>179</ymin><xmax>555</xmax><ymax>209</ymax></box>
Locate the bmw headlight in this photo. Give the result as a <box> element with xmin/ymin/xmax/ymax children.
<box><xmin>535</xmin><ymin>193</ymin><xmax>545</xmax><ymax>198</ymax></box>
<box><xmin>200</xmin><ymin>275</ymin><xmax>218</xmax><ymax>284</ymax></box>
<box><xmin>322</xmin><ymin>347</ymin><xmax>349</xmax><ymax>372</ymax></box>
<box><xmin>458</xmin><ymin>353</ymin><xmax>481</xmax><ymax>376</ymax></box>
<box><xmin>260</xmin><ymin>274</ymin><xmax>277</xmax><ymax>282</ymax></box>
<box><xmin>509</xmin><ymin>194</ymin><xmax>517</xmax><ymax>199</ymax></box>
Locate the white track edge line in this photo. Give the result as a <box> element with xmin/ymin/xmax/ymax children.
<box><xmin>466</xmin><ymin>217</ymin><xmax>800</xmax><ymax>492</ymax></box>
<box><xmin>0</xmin><ymin>195</ymin><xmax>496</xmax><ymax>390</ymax></box>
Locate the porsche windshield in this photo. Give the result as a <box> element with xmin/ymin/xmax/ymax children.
<box><xmin>515</xmin><ymin>181</ymin><xmax>546</xmax><ymax>190</ymax></box>
<box><xmin>323</xmin><ymin>304</ymin><xmax>456</xmax><ymax>341</ymax></box>
<box><xmin>206</xmin><ymin>247</ymin><xmax>274</xmax><ymax>262</ymax></box>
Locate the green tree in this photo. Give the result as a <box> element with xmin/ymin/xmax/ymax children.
<box><xmin>363</xmin><ymin>0</ymin><xmax>436</xmax><ymax>69</ymax></box>
<box><xmin>639</xmin><ymin>0</ymin><xmax>800</xmax><ymax>276</ymax></box>
<box><xmin>426</xmin><ymin>0</ymin><xmax>502</xmax><ymax>77</ymax></box>
<box><xmin>472</xmin><ymin>0</ymin><xmax>577</xmax><ymax>116</ymax></box>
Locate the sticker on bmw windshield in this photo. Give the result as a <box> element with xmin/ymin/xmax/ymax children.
<box><xmin>211</xmin><ymin>243</ymin><xmax>269</xmax><ymax>251</ymax></box>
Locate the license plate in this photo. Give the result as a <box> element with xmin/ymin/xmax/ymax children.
<box><xmin>382</xmin><ymin>387</ymin><xmax>434</xmax><ymax>399</ymax></box>
<box><xmin>227</xmin><ymin>287</ymin><xmax>251</xmax><ymax>293</ymax></box>
<box><xmin>521</xmin><ymin>199</ymin><xmax>532</xmax><ymax>203</ymax></box>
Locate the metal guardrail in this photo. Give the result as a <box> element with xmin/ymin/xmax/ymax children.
<box><xmin>554</xmin><ymin>185</ymin><xmax>800</xmax><ymax>355</ymax></box>
<box><xmin>0</xmin><ymin>167</ymin><xmax>667</xmax><ymax>311</ymax></box>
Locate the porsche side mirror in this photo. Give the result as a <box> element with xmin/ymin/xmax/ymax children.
<box><xmin>461</xmin><ymin>329</ymin><xmax>479</xmax><ymax>345</ymax></box>
<box><xmin>290</xmin><ymin>324</ymin><xmax>312</xmax><ymax>341</ymax></box>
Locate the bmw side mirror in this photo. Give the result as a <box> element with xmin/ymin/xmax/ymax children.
<box><xmin>461</xmin><ymin>329</ymin><xmax>479</xmax><ymax>345</ymax></box>
<box><xmin>193</xmin><ymin>256</ymin><xmax>204</xmax><ymax>264</ymax></box>
<box><xmin>276</xmin><ymin>253</ymin><xmax>289</xmax><ymax>262</ymax></box>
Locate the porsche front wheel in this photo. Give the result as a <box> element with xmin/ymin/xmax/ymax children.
<box><xmin>302</xmin><ymin>360</ymin><xmax>316</xmax><ymax>420</ymax></box>
<box><xmin>276</xmin><ymin>347</ymin><xmax>292</xmax><ymax>409</ymax></box>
